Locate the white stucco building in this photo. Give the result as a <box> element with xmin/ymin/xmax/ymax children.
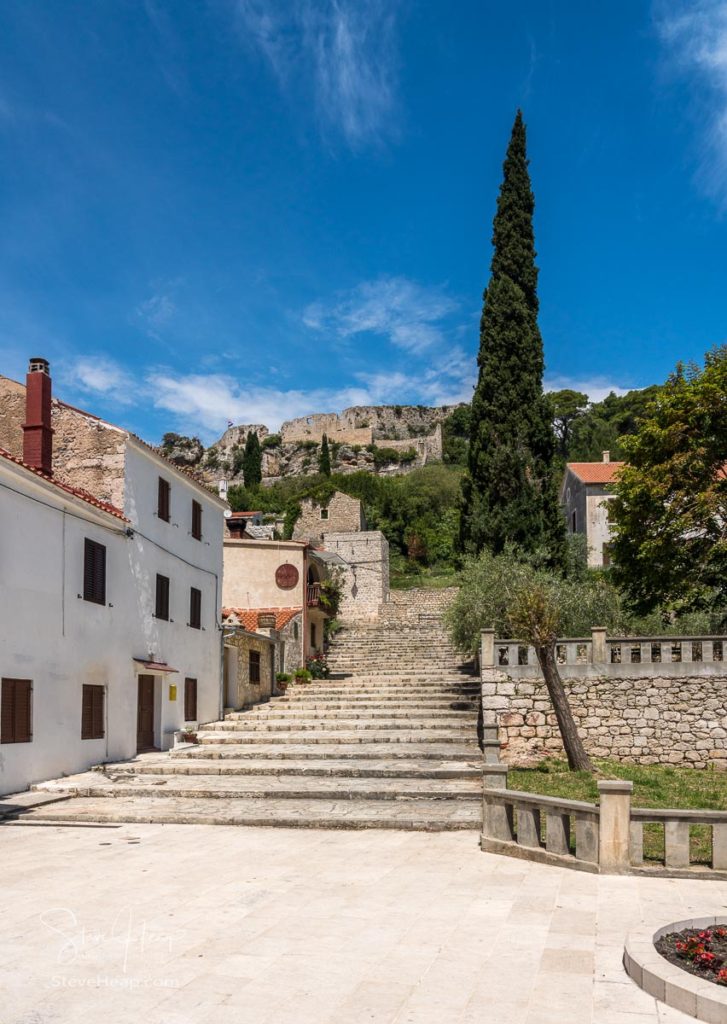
<box><xmin>0</xmin><ymin>358</ymin><xmax>225</xmax><ymax>795</ymax></box>
<box><xmin>560</xmin><ymin>452</ymin><xmax>625</xmax><ymax>568</ymax></box>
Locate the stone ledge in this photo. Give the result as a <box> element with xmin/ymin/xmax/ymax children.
<box><xmin>479</xmin><ymin>834</ymin><xmax>599</xmax><ymax>873</ymax></box>
<box><xmin>624</xmin><ymin>917</ymin><xmax>727</xmax><ymax>1022</ymax></box>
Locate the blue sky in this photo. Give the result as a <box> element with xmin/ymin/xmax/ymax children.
<box><xmin>1</xmin><ymin>1</ymin><xmax>726</xmax><ymax>443</ymax></box>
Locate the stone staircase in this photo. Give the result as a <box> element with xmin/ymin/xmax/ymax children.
<box><xmin>28</xmin><ymin>604</ymin><xmax>483</xmax><ymax>830</ymax></box>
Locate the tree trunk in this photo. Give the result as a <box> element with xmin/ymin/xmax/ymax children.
<box><xmin>535</xmin><ymin>643</ymin><xmax>593</xmax><ymax>772</ymax></box>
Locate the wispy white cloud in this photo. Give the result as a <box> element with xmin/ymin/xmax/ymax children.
<box><xmin>544</xmin><ymin>374</ymin><xmax>632</xmax><ymax>404</ymax></box>
<box><xmin>135</xmin><ymin>291</ymin><xmax>177</xmax><ymax>337</ymax></box>
<box><xmin>235</xmin><ymin>0</ymin><xmax>401</xmax><ymax>149</ymax></box>
<box><xmin>655</xmin><ymin>0</ymin><xmax>727</xmax><ymax>201</ymax></box>
<box><xmin>67</xmin><ymin>356</ymin><xmax>136</xmax><ymax>403</ymax></box>
<box><xmin>304</xmin><ymin>276</ymin><xmax>459</xmax><ymax>353</ymax></box>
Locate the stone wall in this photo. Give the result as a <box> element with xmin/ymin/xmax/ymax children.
<box><xmin>281</xmin><ymin>414</ymin><xmax>372</xmax><ymax>446</ymax></box>
<box><xmin>322</xmin><ymin>531</ymin><xmax>389</xmax><ymax>621</ymax></box>
<box><xmin>483</xmin><ymin>667</ymin><xmax>727</xmax><ymax>770</ymax></box>
<box><xmin>0</xmin><ymin>375</ymin><xmax>128</xmax><ymax>507</ymax></box>
<box><xmin>381</xmin><ymin>586</ymin><xmax>458</xmax><ymax>622</ymax></box>
<box><xmin>224</xmin><ymin>633</ymin><xmax>275</xmax><ymax>709</ymax></box>
<box><xmin>292</xmin><ymin>491</ymin><xmax>365</xmax><ymax>544</ymax></box>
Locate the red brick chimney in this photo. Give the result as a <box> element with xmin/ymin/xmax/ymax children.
<box><xmin>22</xmin><ymin>357</ymin><xmax>53</xmax><ymax>476</ymax></box>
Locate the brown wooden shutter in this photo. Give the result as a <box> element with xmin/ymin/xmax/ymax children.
<box><xmin>249</xmin><ymin>650</ymin><xmax>261</xmax><ymax>684</ymax></box>
<box><xmin>192</xmin><ymin>500</ymin><xmax>202</xmax><ymax>540</ymax></box>
<box><xmin>83</xmin><ymin>539</ymin><xmax>106</xmax><ymax>605</ymax></box>
<box><xmin>155</xmin><ymin>574</ymin><xmax>170</xmax><ymax>620</ymax></box>
<box><xmin>158</xmin><ymin>477</ymin><xmax>170</xmax><ymax>522</ymax></box>
<box><xmin>184</xmin><ymin>677</ymin><xmax>197</xmax><ymax>721</ymax></box>
<box><xmin>81</xmin><ymin>685</ymin><xmax>105</xmax><ymax>740</ymax></box>
<box><xmin>189</xmin><ymin>587</ymin><xmax>201</xmax><ymax>629</ymax></box>
<box><xmin>1</xmin><ymin>679</ymin><xmax>32</xmax><ymax>743</ymax></box>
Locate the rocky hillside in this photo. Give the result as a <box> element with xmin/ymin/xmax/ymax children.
<box><xmin>160</xmin><ymin>403</ymin><xmax>466</xmax><ymax>486</ymax></box>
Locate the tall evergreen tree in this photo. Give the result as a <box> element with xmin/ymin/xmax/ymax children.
<box><xmin>242</xmin><ymin>430</ymin><xmax>262</xmax><ymax>488</ymax></box>
<box><xmin>319</xmin><ymin>433</ymin><xmax>331</xmax><ymax>476</ymax></box>
<box><xmin>459</xmin><ymin>111</ymin><xmax>565</xmax><ymax>564</ymax></box>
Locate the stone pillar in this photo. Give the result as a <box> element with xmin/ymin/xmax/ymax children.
<box><xmin>597</xmin><ymin>780</ymin><xmax>633</xmax><ymax>873</ymax></box>
<box><xmin>482</xmin><ymin>764</ymin><xmax>513</xmax><ymax>844</ymax></box>
<box><xmin>591</xmin><ymin>626</ymin><xmax>607</xmax><ymax>665</ymax></box>
<box><xmin>481</xmin><ymin>629</ymin><xmax>495</xmax><ymax>672</ymax></box>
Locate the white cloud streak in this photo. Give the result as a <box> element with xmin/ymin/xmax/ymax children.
<box><xmin>68</xmin><ymin>357</ymin><xmax>136</xmax><ymax>404</ymax></box>
<box><xmin>655</xmin><ymin>0</ymin><xmax>727</xmax><ymax>201</ymax></box>
<box><xmin>235</xmin><ymin>0</ymin><xmax>400</xmax><ymax>149</ymax></box>
<box><xmin>544</xmin><ymin>374</ymin><xmax>631</xmax><ymax>404</ymax></box>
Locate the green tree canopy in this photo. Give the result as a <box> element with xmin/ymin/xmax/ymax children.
<box><xmin>242</xmin><ymin>430</ymin><xmax>262</xmax><ymax>489</ymax></box>
<box><xmin>549</xmin><ymin>389</ymin><xmax>588</xmax><ymax>459</ymax></box>
<box><xmin>459</xmin><ymin>110</ymin><xmax>564</xmax><ymax>565</ymax></box>
<box><xmin>319</xmin><ymin>433</ymin><xmax>331</xmax><ymax>476</ymax></box>
<box><xmin>609</xmin><ymin>348</ymin><xmax>727</xmax><ymax>619</ymax></box>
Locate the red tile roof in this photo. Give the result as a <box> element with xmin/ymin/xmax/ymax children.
<box><xmin>0</xmin><ymin>446</ymin><xmax>128</xmax><ymax>521</ymax></box>
<box><xmin>229</xmin><ymin>510</ymin><xmax>262</xmax><ymax>518</ymax></box>
<box><xmin>222</xmin><ymin>607</ymin><xmax>302</xmax><ymax>632</ymax></box>
<box><xmin>567</xmin><ymin>461</ymin><xmax>625</xmax><ymax>484</ymax></box>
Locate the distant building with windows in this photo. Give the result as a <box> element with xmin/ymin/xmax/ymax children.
<box><xmin>560</xmin><ymin>452</ymin><xmax>625</xmax><ymax>568</ymax></box>
<box><xmin>0</xmin><ymin>358</ymin><xmax>226</xmax><ymax>794</ymax></box>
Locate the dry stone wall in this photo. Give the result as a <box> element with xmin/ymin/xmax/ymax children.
<box><xmin>292</xmin><ymin>492</ymin><xmax>365</xmax><ymax>544</ymax></box>
<box><xmin>484</xmin><ymin>668</ymin><xmax>727</xmax><ymax>770</ymax></box>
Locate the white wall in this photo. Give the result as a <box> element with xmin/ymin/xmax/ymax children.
<box><xmin>0</xmin><ymin>460</ymin><xmax>131</xmax><ymax>795</ymax></box>
<box><xmin>123</xmin><ymin>442</ymin><xmax>225</xmax><ymax>743</ymax></box>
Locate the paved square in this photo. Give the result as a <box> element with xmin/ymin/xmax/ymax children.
<box><xmin>0</xmin><ymin>822</ymin><xmax>711</xmax><ymax>1023</ymax></box>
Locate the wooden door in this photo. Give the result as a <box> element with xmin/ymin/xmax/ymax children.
<box><xmin>137</xmin><ymin>675</ymin><xmax>156</xmax><ymax>751</ymax></box>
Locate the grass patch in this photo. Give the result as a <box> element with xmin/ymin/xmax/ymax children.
<box><xmin>390</xmin><ymin>569</ymin><xmax>460</xmax><ymax>590</ymax></box>
<box><xmin>509</xmin><ymin>758</ymin><xmax>727</xmax><ymax>864</ymax></box>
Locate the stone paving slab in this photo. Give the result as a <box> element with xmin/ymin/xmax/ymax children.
<box><xmin>89</xmin><ymin>756</ymin><xmax>483</xmax><ymax>778</ymax></box>
<box><xmin>173</xmin><ymin>743</ymin><xmax>481</xmax><ymax>760</ymax></box>
<box><xmin>17</xmin><ymin>795</ymin><xmax>483</xmax><ymax>829</ymax></box>
<box><xmin>0</xmin><ymin>824</ymin><xmax>703</xmax><ymax>1024</ymax></box>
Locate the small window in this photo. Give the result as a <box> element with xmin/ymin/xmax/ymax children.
<box><xmin>155</xmin><ymin>574</ymin><xmax>170</xmax><ymax>620</ymax></box>
<box><xmin>158</xmin><ymin>478</ymin><xmax>171</xmax><ymax>522</ymax></box>
<box><xmin>192</xmin><ymin>500</ymin><xmax>202</xmax><ymax>541</ymax></box>
<box><xmin>249</xmin><ymin>650</ymin><xmax>261</xmax><ymax>684</ymax></box>
<box><xmin>189</xmin><ymin>587</ymin><xmax>201</xmax><ymax>629</ymax></box>
<box><xmin>571</xmin><ymin>510</ymin><xmax>577</xmax><ymax>532</ymax></box>
<box><xmin>184</xmin><ymin>678</ymin><xmax>197</xmax><ymax>721</ymax></box>
<box><xmin>81</xmin><ymin>685</ymin><xmax>105</xmax><ymax>740</ymax></box>
<box><xmin>310</xmin><ymin>623</ymin><xmax>316</xmax><ymax>649</ymax></box>
<box><xmin>320</xmin><ymin>508</ymin><xmax>329</xmax><ymax>520</ymax></box>
<box><xmin>83</xmin><ymin>539</ymin><xmax>106</xmax><ymax>605</ymax></box>
<box><xmin>293</xmin><ymin>622</ymin><xmax>299</xmax><ymax>640</ymax></box>
<box><xmin>1</xmin><ymin>678</ymin><xmax>32</xmax><ymax>744</ymax></box>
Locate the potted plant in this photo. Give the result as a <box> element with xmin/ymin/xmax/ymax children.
<box><xmin>276</xmin><ymin>671</ymin><xmax>291</xmax><ymax>695</ymax></box>
<box><xmin>177</xmin><ymin>727</ymin><xmax>198</xmax><ymax>745</ymax></box>
<box><xmin>294</xmin><ymin>667</ymin><xmax>312</xmax><ymax>684</ymax></box>
<box><xmin>306</xmin><ymin>653</ymin><xmax>330</xmax><ymax>679</ymax></box>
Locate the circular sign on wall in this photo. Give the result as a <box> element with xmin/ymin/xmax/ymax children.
<box><xmin>275</xmin><ymin>563</ymin><xmax>299</xmax><ymax>590</ymax></box>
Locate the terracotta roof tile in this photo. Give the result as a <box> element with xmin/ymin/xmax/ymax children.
<box><xmin>0</xmin><ymin>447</ymin><xmax>128</xmax><ymax>522</ymax></box>
<box><xmin>222</xmin><ymin>607</ymin><xmax>302</xmax><ymax>632</ymax></box>
<box><xmin>567</xmin><ymin>461</ymin><xmax>625</xmax><ymax>484</ymax></box>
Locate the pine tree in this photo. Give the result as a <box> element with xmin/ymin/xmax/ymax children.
<box><xmin>242</xmin><ymin>430</ymin><xmax>262</xmax><ymax>489</ymax></box>
<box><xmin>319</xmin><ymin>433</ymin><xmax>331</xmax><ymax>476</ymax></box>
<box><xmin>459</xmin><ymin>110</ymin><xmax>565</xmax><ymax>564</ymax></box>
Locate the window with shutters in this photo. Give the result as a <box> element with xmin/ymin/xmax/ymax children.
<box><xmin>249</xmin><ymin>650</ymin><xmax>261</xmax><ymax>684</ymax></box>
<box><xmin>158</xmin><ymin>477</ymin><xmax>171</xmax><ymax>522</ymax></box>
<box><xmin>1</xmin><ymin>678</ymin><xmax>32</xmax><ymax>744</ymax></box>
<box><xmin>189</xmin><ymin>587</ymin><xmax>201</xmax><ymax>629</ymax></box>
<box><xmin>81</xmin><ymin>685</ymin><xmax>105</xmax><ymax>740</ymax></box>
<box><xmin>184</xmin><ymin>677</ymin><xmax>197</xmax><ymax>721</ymax></box>
<box><xmin>191</xmin><ymin>500</ymin><xmax>202</xmax><ymax>540</ymax></box>
<box><xmin>155</xmin><ymin>574</ymin><xmax>170</xmax><ymax>620</ymax></box>
<box><xmin>83</xmin><ymin>539</ymin><xmax>106</xmax><ymax>605</ymax></box>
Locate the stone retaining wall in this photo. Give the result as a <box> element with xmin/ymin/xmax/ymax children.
<box><xmin>484</xmin><ymin>668</ymin><xmax>727</xmax><ymax>770</ymax></box>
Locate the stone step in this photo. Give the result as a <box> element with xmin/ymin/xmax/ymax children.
<box><xmin>196</xmin><ymin>730</ymin><xmax>474</xmax><ymax>745</ymax></box>
<box><xmin>230</xmin><ymin>708</ymin><xmax>477</xmax><ymax>720</ymax></box>
<box><xmin>35</xmin><ymin>772</ymin><xmax>482</xmax><ymax>801</ymax></box>
<box><xmin>21</xmin><ymin>795</ymin><xmax>481</xmax><ymax>831</ymax></box>
<box><xmin>90</xmin><ymin>757</ymin><xmax>482</xmax><ymax>779</ymax></box>
<box><xmin>205</xmin><ymin>718</ymin><xmax>477</xmax><ymax>733</ymax></box>
<box><xmin>255</xmin><ymin>701</ymin><xmax>478</xmax><ymax>713</ymax></box>
<box><xmin>172</xmin><ymin>743</ymin><xmax>480</xmax><ymax>761</ymax></box>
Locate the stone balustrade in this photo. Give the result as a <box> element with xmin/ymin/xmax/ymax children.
<box><xmin>481</xmin><ymin>628</ymin><xmax>725</xmax><ymax>678</ymax></box>
<box><xmin>482</xmin><ymin>766</ymin><xmax>727</xmax><ymax>877</ymax></box>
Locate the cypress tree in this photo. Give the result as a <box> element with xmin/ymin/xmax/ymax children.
<box><xmin>242</xmin><ymin>430</ymin><xmax>262</xmax><ymax>489</ymax></box>
<box><xmin>459</xmin><ymin>111</ymin><xmax>565</xmax><ymax>564</ymax></box>
<box><xmin>319</xmin><ymin>433</ymin><xmax>331</xmax><ymax>476</ymax></box>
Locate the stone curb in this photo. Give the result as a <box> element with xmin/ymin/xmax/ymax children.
<box><xmin>624</xmin><ymin>916</ymin><xmax>727</xmax><ymax>1022</ymax></box>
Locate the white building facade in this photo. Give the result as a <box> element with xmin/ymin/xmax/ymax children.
<box><xmin>0</xmin><ymin>359</ymin><xmax>225</xmax><ymax>795</ymax></box>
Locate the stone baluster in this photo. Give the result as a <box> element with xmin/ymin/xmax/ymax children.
<box><xmin>480</xmin><ymin>629</ymin><xmax>495</xmax><ymax>670</ymax></box>
<box><xmin>482</xmin><ymin>764</ymin><xmax>512</xmax><ymax>843</ymax></box>
<box><xmin>598</xmin><ymin>780</ymin><xmax>633</xmax><ymax>873</ymax></box>
<box><xmin>664</xmin><ymin>820</ymin><xmax>690</xmax><ymax>869</ymax></box>
<box><xmin>546</xmin><ymin>810</ymin><xmax>571</xmax><ymax>856</ymax></box>
<box><xmin>591</xmin><ymin>627</ymin><xmax>607</xmax><ymax>665</ymax></box>
<box><xmin>703</xmin><ymin>641</ymin><xmax>714</xmax><ymax>662</ymax></box>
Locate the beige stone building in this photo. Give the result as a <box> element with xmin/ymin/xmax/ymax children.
<box><xmin>560</xmin><ymin>453</ymin><xmax>624</xmax><ymax>568</ymax></box>
<box><xmin>292</xmin><ymin>491</ymin><xmax>365</xmax><ymax>544</ymax></box>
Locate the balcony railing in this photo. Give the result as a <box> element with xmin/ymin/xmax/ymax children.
<box><xmin>307</xmin><ymin>583</ymin><xmax>321</xmax><ymax>608</ymax></box>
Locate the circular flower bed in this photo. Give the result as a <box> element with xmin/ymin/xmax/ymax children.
<box><xmin>656</xmin><ymin>925</ymin><xmax>727</xmax><ymax>986</ymax></box>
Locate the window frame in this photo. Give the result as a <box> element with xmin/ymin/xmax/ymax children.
<box><xmin>155</xmin><ymin>573</ymin><xmax>170</xmax><ymax>621</ymax></box>
<box><xmin>189</xmin><ymin>586</ymin><xmax>202</xmax><ymax>629</ymax></box>
<box><xmin>157</xmin><ymin>477</ymin><xmax>171</xmax><ymax>523</ymax></box>
<box><xmin>191</xmin><ymin>500</ymin><xmax>202</xmax><ymax>541</ymax></box>
<box><xmin>83</xmin><ymin>538</ymin><xmax>107</xmax><ymax>606</ymax></box>
<box><xmin>81</xmin><ymin>684</ymin><xmax>105</xmax><ymax>740</ymax></box>
<box><xmin>1</xmin><ymin>678</ymin><xmax>32</xmax><ymax>744</ymax></box>
<box><xmin>249</xmin><ymin>650</ymin><xmax>261</xmax><ymax>684</ymax></box>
